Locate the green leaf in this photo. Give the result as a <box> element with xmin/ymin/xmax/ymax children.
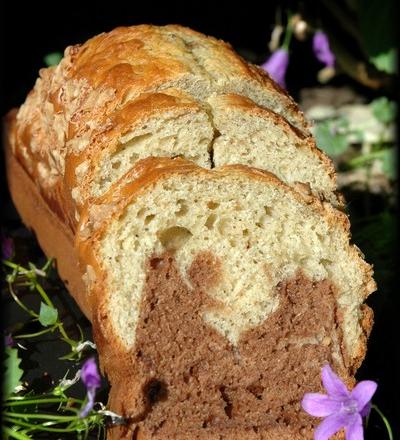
<box><xmin>38</xmin><ymin>302</ymin><xmax>58</xmax><ymax>326</ymax></box>
<box><xmin>359</xmin><ymin>0</ymin><xmax>397</xmax><ymax>74</ymax></box>
<box><xmin>3</xmin><ymin>347</ymin><xmax>24</xmax><ymax>400</ymax></box>
<box><xmin>370</xmin><ymin>97</ymin><xmax>397</xmax><ymax>125</ymax></box>
<box><xmin>314</xmin><ymin>121</ymin><xmax>349</xmax><ymax>157</ymax></box>
<box><xmin>43</xmin><ymin>52</ymin><xmax>63</xmax><ymax>67</ymax></box>
<box><xmin>369</xmin><ymin>48</ymin><xmax>397</xmax><ymax>74</ymax></box>
<box><xmin>380</xmin><ymin>148</ymin><xmax>397</xmax><ymax>180</ymax></box>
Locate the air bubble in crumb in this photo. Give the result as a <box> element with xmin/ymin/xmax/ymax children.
<box><xmin>207</xmin><ymin>201</ymin><xmax>219</xmax><ymax>210</ymax></box>
<box><xmin>158</xmin><ymin>226</ymin><xmax>193</xmax><ymax>251</ymax></box>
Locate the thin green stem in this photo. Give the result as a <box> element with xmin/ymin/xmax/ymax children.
<box><xmin>6</xmin><ymin>394</ymin><xmax>54</xmax><ymax>401</ymax></box>
<box><xmin>56</xmin><ymin>323</ymin><xmax>77</xmax><ymax>347</ymax></box>
<box><xmin>33</xmin><ymin>282</ymin><xmax>53</xmax><ymax>307</ymax></box>
<box><xmin>3</xmin><ymin>412</ymin><xmax>80</xmax><ymax>421</ymax></box>
<box><xmin>14</xmin><ymin>326</ymin><xmax>57</xmax><ymax>339</ymax></box>
<box><xmin>3</xmin><ymin>260</ymin><xmax>21</xmax><ymax>270</ymax></box>
<box><xmin>5</xmin><ymin>397</ymin><xmax>82</xmax><ymax>406</ymax></box>
<box><xmin>282</xmin><ymin>23</ymin><xmax>293</xmax><ymax>50</ymax></box>
<box><xmin>7</xmin><ymin>283</ymin><xmax>38</xmax><ymax>318</ymax></box>
<box><xmin>77</xmin><ymin>324</ymin><xmax>84</xmax><ymax>342</ymax></box>
<box><xmin>3</xmin><ymin>416</ymin><xmax>89</xmax><ymax>433</ymax></box>
<box><xmin>13</xmin><ymin>282</ymin><xmax>34</xmax><ymax>288</ymax></box>
<box><xmin>2</xmin><ymin>426</ymin><xmax>31</xmax><ymax>440</ymax></box>
<box><xmin>372</xmin><ymin>404</ymin><xmax>393</xmax><ymax>440</ymax></box>
<box><xmin>42</xmin><ymin>258</ymin><xmax>54</xmax><ymax>273</ymax></box>
<box><xmin>5</xmin><ymin>258</ymin><xmax>81</xmax><ymax>354</ymax></box>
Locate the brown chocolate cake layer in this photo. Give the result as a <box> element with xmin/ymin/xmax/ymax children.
<box><xmin>104</xmin><ymin>252</ymin><xmax>349</xmax><ymax>439</ymax></box>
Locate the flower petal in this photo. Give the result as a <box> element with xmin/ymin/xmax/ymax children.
<box><xmin>359</xmin><ymin>402</ymin><xmax>371</xmax><ymax>418</ymax></box>
<box><xmin>351</xmin><ymin>380</ymin><xmax>377</xmax><ymax>412</ymax></box>
<box><xmin>5</xmin><ymin>334</ymin><xmax>14</xmax><ymax>348</ymax></box>
<box><xmin>313</xmin><ymin>31</ymin><xmax>335</xmax><ymax>68</ymax></box>
<box><xmin>321</xmin><ymin>364</ymin><xmax>350</xmax><ymax>399</ymax></box>
<box><xmin>81</xmin><ymin>357</ymin><xmax>101</xmax><ymax>389</ymax></box>
<box><xmin>79</xmin><ymin>388</ymin><xmax>96</xmax><ymax>418</ymax></box>
<box><xmin>1</xmin><ymin>235</ymin><xmax>13</xmax><ymax>260</ymax></box>
<box><xmin>345</xmin><ymin>413</ymin><xmax>364</xmax><ymax>440</ymax></box>
<box><xmin>314</xmin><ymin>413</ymin><xmax>348</xmax><ymax>440</ymax></box>
<box><xmin>260</xmin><ymin>48</ymin><xmax>289</xmax><ymax>88</ymax></box>
<box><xmin>302</xmin><ymin>393</ymin><xmax>342</xmax><ymax>417</ymax></box>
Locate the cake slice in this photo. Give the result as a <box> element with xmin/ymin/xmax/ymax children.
<box><xmin>64</xmin><ymin>89</ymin><xmax>215</xmax><ymax>212</ymax></box>
<box><xmin>76</xmin><ymin>157</ymin><xmax>375</xmax><ymax>439</ymax></box>
<box><xmin>208</xmin><ymin>94</ymin><xmax>339</xmax><ymax>205</ymax></box>
<box><xmin>64</xmin><ymin>89</ymin><xmax>340</xmax><ymax>220</ymax></box>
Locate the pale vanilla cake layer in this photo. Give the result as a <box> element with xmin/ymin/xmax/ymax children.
<box><xmin>67</xmin><ymin>90</ymin><xmax>215</xmax><ymax>206</ymax></box>
<box><xmin>208</xmin><ymin>94</ymin><xmax>338</xmax><ymax>205</ymax></box>
<box><xmin>79</xmin><ymin>161</ymin><xmax>374</xmax><ymax>368</ymax></box>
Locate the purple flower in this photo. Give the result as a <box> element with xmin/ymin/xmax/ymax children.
<box><xmin>1</xmin><ymin>234</ymin><xmax>13</xmax><ymax>260</ymax></box>
<box><xmin>5</xmin><ymin>334</ymin><xmax>14</xmax><ymax>347</ymax></box>
<box><xmin>302</xmin><ymin>364</ymin><xmax>377</xmax><ymax>440</ymax></box>
<box><xmin>79</xmin><ymin>357</ymin><xmax>101</xmax><ymax>417</ymax></box>
<box><xmin>313</xmin><ymin>31</ymin><xmax>335</xmax><ymax>68</ymax></box>
<box><xmin>261</xmin><ymin>48</ymin><xmax>289</xmax><ymax>88</ymax></box>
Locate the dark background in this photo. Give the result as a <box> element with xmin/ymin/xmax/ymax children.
<box><xmin>1</xmin><ymin>1</ymin><xmax>399</xmax><ymax>438</ymax></box>
<box><xmin>1</xmin><ymin>0</ymin><xmax>366</xmax><ymax>114</ymax></box>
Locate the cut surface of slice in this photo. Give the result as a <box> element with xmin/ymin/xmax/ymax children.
<box><xmin>208</xmin><ymin>94</ymin><xmax>339</xmax><ymax>205</ymax></box>
<box><xmin>65</xmin><ymin>90</ymin><xmax>214</xmax><ymax>208</ymax></box>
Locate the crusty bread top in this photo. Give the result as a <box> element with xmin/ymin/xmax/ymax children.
<box><xmin>208</xmin><ymin>93</ymin><xmax>341</xmax><ymax>205</ymax></box>
<box><xmin>11</xmin><ymin>24</ymin><xmax>310</xmax><ymax>200</ymax></box>
<box><xmin>68</xmin><ymin>24</ymin><xmax>306</xmax><ymax>130</ymax></box>
<box><xmin>64</xmin><ymin>89</ymin><xmax>212</xmax><ymax>206</ymax></box>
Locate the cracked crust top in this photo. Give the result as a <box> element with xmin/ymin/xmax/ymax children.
<box><xmin>10</xmin><ymin>24</ymin><xmax>312</xmax><ymax>223</ymax></box>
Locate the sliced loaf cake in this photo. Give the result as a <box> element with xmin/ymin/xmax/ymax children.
<box><xmin>76</xmin><ymin>157</ymin><xmax>375</xmax><ymax>439</ymax></box>
<box><xmin>6</xmin><ymin>23</ymin><xmax>375</xmax><ymax>440</ymax></box>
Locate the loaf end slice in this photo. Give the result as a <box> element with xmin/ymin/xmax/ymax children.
<box><xmin>208</xmin><ymin>93</ymin><xmax>341</xmax><ymax>206</ymax></box>
<box><xmin>77</xmin><ymin>158</ymin><xmax>375</xmax><ymax>439</ymax></box>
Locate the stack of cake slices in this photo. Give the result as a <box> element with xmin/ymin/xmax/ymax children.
<box><xmin>6</xmin><ymin>24</ymin><xmax>375</xmax><ymax>439</ymax></box>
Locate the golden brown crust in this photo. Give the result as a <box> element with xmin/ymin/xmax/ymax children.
<box><xmin>4</xmin><ymin>114</ymin><xmax>90</xmax><ymax>318</ymax></box>
<box><xmin>164</xmin><ymin>25</ymin><xmax>307</xmax><ymax>128</ymax></box>
<box><xmin>350</xmin><ymin>304</ymin><xmax>374</xmax><ymax>374</ymax></box>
